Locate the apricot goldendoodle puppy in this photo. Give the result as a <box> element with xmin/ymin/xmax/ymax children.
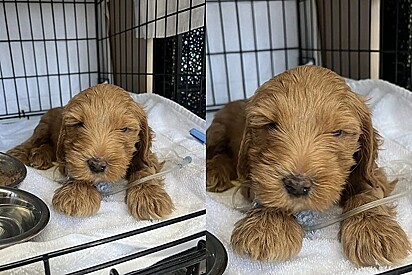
<box><xmin>7</xmin><ymin>84</ymin><xmax>173</xmax><ymax>220</ymax></box>
<box><xmin>207</xmin><ymin>65</ymin><xmax>410</xmax><ymax>266</ymax></box>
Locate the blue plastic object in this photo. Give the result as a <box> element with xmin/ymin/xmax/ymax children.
<box><xmin>189</xmin><ymin>128</ymin><xmax>206</xmax><ymax>144</ymax></box>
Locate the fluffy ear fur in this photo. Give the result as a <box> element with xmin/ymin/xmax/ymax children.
<box><xmin>237</xmin><ymin>95</ymin><xmax>258</xmax><ymax>183</ymax></box>
<box><xmin>56</xmin><ymin>119</ymin><xmax>67</xmax><ymax>176</ymax></box>
<box><xmin>356</xmin><ymin>105</ymin><xmax>379</xmax><ymax>184</ymax></box>
<box><xmin>237</xmin><ymin>123</ymin><xmax>251</xmax><ymax>183</ymax></box>
<box><xmin>236</xmin><ymin>110</ymin><xmax>256</xmax><ymax>201</ymax></box>
<box><xmin>132</xmin><ymin>102</ymin><xmax>156</xmax><ymax>168</ymax></box>
<box><xmin>348</xmin><ymin>92</ymin><xmax>382</xmax><ymax>192</ymax></box>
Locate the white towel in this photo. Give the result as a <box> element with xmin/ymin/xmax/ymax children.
<box><xmin>207</xmin><ymin>79</ymin><xmax>412</xmax><ymax>275</ymax></box>
<box><xmin>0</xmin><ymin>93</ymin><xmax>206</xmax><ymax>274</ymax></box>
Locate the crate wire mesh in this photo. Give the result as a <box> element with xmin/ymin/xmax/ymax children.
<box><xmin>205</xmin><ymin>0</ymin><xmax>412</xmax><ymax>274</ymax></box>
<box><xmin>299</xmin><ymin>0</ymin><xmax>381</xmax><ymax>80</ymax></box>
<box><xmin>0</xmin><ymin>0</ymin><xmax>206</xmax><ymax>119</ymax></box>
<box><xmin>0</xmin><ymin>211</ymin><xmax>207</xmax><ymax>274</ymax></box>
<box><xmin>206</xmin><ymin>0</ymin><xmax>300</xmax><ymax>111</ymax></box>
<box><xmin>0</xmin><ymin>0</ymin><xmax>209</xmax><ymax>274</ymax></box>
<box><xmin>98</xmin><ymin>0</ymin><xmax>206</xmax><ymax>118</ymax></box>
<box><xmin>206</xmin><ymin>0</ymin><xmax>412</xmax><ymax>112</ymax></box>
<box><xmin>0</xmin><ymin>0</ymin><xmax>99</xmax><ymax>119</ymax></box>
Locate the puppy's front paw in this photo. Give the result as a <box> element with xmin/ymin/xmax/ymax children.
<box><xmin>231</xmin><ymin>208</ymin><xmax>303</xmax><ymax>261</ymax></box>
<box><xmin>341</xmin><ymin>203</ymin><xmax>410</xmax><ymax>266</ymax></box>
<box><xmin>52</xmin><ymin>180</ymin><xmax>101</xmax><ymax>216</ymax></box>
<box><xmin>206</xmin><ymin>155</ymin><xmax>235</xmax><ymax>193</ymax></box>
<box><xmin>29</xmin><ymin>145</ymin><xmax>54</xmax><ymax>170</ymax></box>
<box><xmin>126</xmin><ymin>179</ymin><xmax>174</xmax><ymax>220</ymax></box>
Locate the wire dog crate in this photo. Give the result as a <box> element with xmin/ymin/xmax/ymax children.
<box><xmin>0</xmin><ymin>0</ymin><xmax>218</xmax><ymax>274</ymax></box>
<box><xmin>205</xmin><ymin>0</ymin><xmax>412</xmax><ymax>274</ymax></box>
<box><xmin>206</xmin><ymin>0</ymin><xmax>412</xmax><ymax>112</ymax></box>
<box><xmin>0</xmin><ymin>210</ymin><xmax>230</xmax><ymax>274</ymax></box>
<box><xmin>0</xmin><ymin>0</ymin><xmax>206</xmax><ymax>119</ymax></box>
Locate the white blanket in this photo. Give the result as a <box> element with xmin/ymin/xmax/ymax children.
<box><xmin>0</xmin><ymin>93</ymin><xmax>206</xmax><ymax>274</ymax></box>
<box><xmin>207</xmin><ymin>79</ymin><xmax>412</xmax><ymax>274</ymax></box>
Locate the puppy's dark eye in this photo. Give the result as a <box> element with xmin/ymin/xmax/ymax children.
<box><xmin>332</xmin><ymin>130</ymin><xmax>344</xmax><ymax>137</ymax></box>
<box><xmin>75</xmin><ymin>122</ymin><xmax>84</xmax><ymax>128</ymax></box>
<box><xmin>266</xmin><ymin>122</ymin><xmax>279</xmax><ymax>131</ymax></box>
<box><xmin>120</xmin><ymin>127</ymin><xmax>129</xmax><ymax>133</ymax></box>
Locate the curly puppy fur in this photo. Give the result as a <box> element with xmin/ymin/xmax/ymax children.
<box><xmin>8</xmin><ymin>84</ymin><xmax>174</xmax><ymax>219</ymax></box>
<box><xmin>206</xmin><ymin>65</ymin><xmax>410</xmax><ymax>266</ymax></box>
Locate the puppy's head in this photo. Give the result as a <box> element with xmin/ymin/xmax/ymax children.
<box><xmin>238</xmin><ymin>66</ymin><xmax>378</xmax><ymax>213</ymax></box>
<box><xmin>56</xmin><ymin>84</ymin><xmax>152</xmax><ymax>183</ymax></box>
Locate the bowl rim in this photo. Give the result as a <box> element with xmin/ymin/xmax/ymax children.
<box><xmin>0</xmin><ymin>186</ymin><xmax>50</xmax><ymax>249</ymax></box>
<box><xmin>0</xmin><ymin>152</ymin><xmax>27</xmax><ymax>188</ymax></box>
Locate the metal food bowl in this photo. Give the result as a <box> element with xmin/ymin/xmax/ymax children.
<box><xmin>0</xmin><ymin>186</ymin><xmax>50</xmax><ymax>249</ymax></box>
<box><xmin>0</xmin><ymin>152</ymin><xmax>27</xmax><ymax>188</ymax></box>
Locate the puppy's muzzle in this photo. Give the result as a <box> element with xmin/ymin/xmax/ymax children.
<box><xmin>282</xmin><ymin>174</ymin><xmax>312</xmax><ymax>197</ymax></box>
<box><xmin>87</xmin><ymin>157</ymin><xmax>107</xmax><ymax>173</ymax></box>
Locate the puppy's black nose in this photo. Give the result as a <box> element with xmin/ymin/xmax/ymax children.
<box><xmin>282</xmin><ymin>174</ymin><xmax>312</xmax><ymax>197</ymax></box>
<box><xmin>87</xmin><ymin>158</ymin><xmax>107</xmax><ymax>173</ymax></box>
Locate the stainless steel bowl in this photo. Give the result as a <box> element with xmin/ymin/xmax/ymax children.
<box><xmin>0</xmin><ymin>186</ymin><xmax>50</xmax><ymax>249</ymax></box>
<box><xmin>0</xmin><ymin>152</ymin><xmax>27</xmax><ymax>188</ymax></box>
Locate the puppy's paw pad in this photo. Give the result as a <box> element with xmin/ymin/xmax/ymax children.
<box><xmin>126</xmin><ymin>181</ymin><xmax>174</xmax><ymax>220</ymax></box>
<box><xmin>341</xmin><ymin>212</ymin><xmax>411</xmax><ymax>266</ymax></box>
<box><xmin>231</xmin><ymin>208</ymin><xmax>303</xmax><ymax>261</ymax></box>
<box><xmin>52</xmin><ymin>182</ymin><xmax>101</xmax><ymax>216</ymax></box>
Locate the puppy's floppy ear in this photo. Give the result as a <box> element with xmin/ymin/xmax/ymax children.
<box><xmin>237</xmin><ymin>119</ymin><xmax>256</xmax><ymax>201</ymax></box>
<box><xmin>350</xmin><ymin>93</ymin><xmax>380</xmax><ymax>189</ymax></box>
<box><xmin>56</xmin><ymin>121</ymin><xmax>67</xmax><ymax>176</ymax></box>
<box><xmin>237</xmin><ymin>123</ymin><xmax>252</xmax><ymax>183</ymax></box>
<box><xmin>133</xmin><ymin>102</ymin><xmax>155</xmax><ymax>168</ymax></box>
<box><xmin>237</xmin><ymin>97</ymin><xmax>263</xmax><ymax>201</ymax></box>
